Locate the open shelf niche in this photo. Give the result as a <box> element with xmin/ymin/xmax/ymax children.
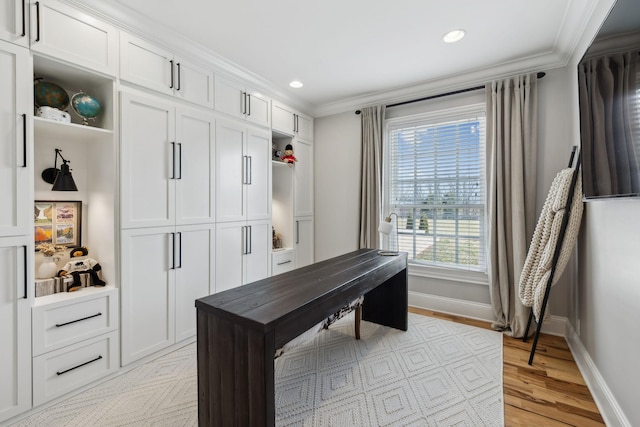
<box><xmin>33</xmin><ymin>55</ymin><xmax>118</xmax><ymax>298</ymax></box>
<box><xmin>272</xmin><ymin>133</ymin><xmax>294</xmax><ymax>251</ymax></box>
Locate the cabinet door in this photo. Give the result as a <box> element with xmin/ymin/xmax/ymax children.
<box><xmin>244</xmin><ymin>219</ymin><xmax>271</xmax><ymax>284</ymax></box>
<box><xmin>215</xmin><ymin>221</ymin><xmax>244</xmax><ymax>293</ymax></box>
<box><xmin>294</xmin><ymin>138</ymin><xmax>314</xmax><ymax>217</ymax></box>
<box><xmin>245</xmin><ymin>90</ymin><xmax>270</xmax><ymax>127</ymax></box>
<box><xmin>30</xmin><ymin>0</ymin><xmax>118</xmax><ymax>76</ymax></box>
<box><xmin>214</xmin><ymin>74</ymin><xmax>245</xmax><ymax>120</ymax></box>
<box><xmin>272</xmin><ymin>101</ymin><xmax>295</xmax><ymax>136</ymax></box>
<box><xmin>246</xmin><ymin>128</ymin><xmax>271</xmax><ymax>220</ymax></box>
<box><xmin>296</xmin><ymin>113</ymin><xmax>314</xmax><ymax>141</ymax></box>
<box><xmin>120</xmin><ymin>32</ymin><xmax>173</xmax><ymax>95</ymax></box>
<box><xmin>175</xmin><ymin>108</ymin><xmax>215</xmax><ymax>225</ymax></box>
<box><xmin>174</xmin><ymin>57</ymin><xmax>214</xmax><ymax>108</ymax></box>
<box><xmin>215</xmin><ymin>120</ymin><xmax>246</xmax><ymax>222</ymax></box>
<box><xmin>120</xmin><ymin>92</ymin><xmax>176</xmax><ymax>229</ymax></box>
<box><xmin>295</xmin><ymin>217</ymin><xmax>314</xmax><ymax>268</ymax></box>
<box><xmin>0</xmin><ymin>237</ymin><xmax>31</xmax><ymax>422</ymax></box>
<box><xmin>0</xmin><ymin>41</ymin><xmax>30</xmax><ymax>237</ymax></box>
<box><xmin>0</xmin><ymin>0</ymin><xmax>28</xmax><ymax>47</ymax></box>
<box><xmin>120</xmin><ymin>227</ymin><xmax>175</xmax><ymax>366</ymax></box>
<box><xmin>175</xmin><ymin>224</ymin><xmax>214</xmax><ymax>342</ymax></box>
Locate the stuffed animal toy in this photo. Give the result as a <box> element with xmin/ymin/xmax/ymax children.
<box><xmin>281</xmin><ymin>144</ymin><xmax>297</xmax><ymax>165</ymax></box>
<box><xmin>272</xmin><ymin>143</ymin><xmax>282</xmax><ymax>160</ymax></box>
<box><xmin>57</xmin><ymin>246</ymin><xmax>105</xmax><ymax>292</ymax></box>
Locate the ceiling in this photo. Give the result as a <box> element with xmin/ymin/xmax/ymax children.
<box><xmin>76</xmin><ymin>0</ymin><xmax>603</xmax><ymax>115</ymax></box>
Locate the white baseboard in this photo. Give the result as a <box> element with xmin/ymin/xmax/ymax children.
<box><xmin>565</xmin><ymin>322</ymin><xmax>631</xmax><ymax>427</ymax></box>
<box><xmin>408</xmin><ymin>291</ymin><xmax>566</xmax><ymax>336</ymax></box>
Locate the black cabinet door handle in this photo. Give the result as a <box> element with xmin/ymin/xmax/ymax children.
<box><xmin>170</xmin><ymin>142</ymin><xmax>176</xmax><ymax>179</ymax></box>
<box><xmin>241</xmin><ymin>92</ymin><xmax>246</xmax><ymax>115</ymax></box>
<box><xmin>248</xmin><ymin>225</ymin><xmax>252</xmax><ymax>255</ymax></box>
<box><xmin>248</xmin><ymin>156</ymin><xmax>252</xmax><ymax>185</ymax></box>
<box><xmin>56</xmin><ymin>356</ymin><xmax>102</xmax><ymax>376</ymax></box>
<box><xmin>35</xmin><ymin>1</ymin><xmax>40</xmax><ymax>42</ymax></box>
<box><xmin>55</xmin><ymin>312</ymin><xmax>102</xmax><ymax>327</ymax></box>
<box><xmin>177</xmin><ymin>232</ymin><xmax>182</xmax><ymax>268</ymax></box>
<box><xmin>169</xmin><ymin>60</ymin><xmax>174</xmax><ymax>89</ymax></box>
<box><xmin>21</xmin><ymin>0</ymin><xmax>26</xmax><ymax>36</ymax></box>
<box><xmin>177</xmin><ymin>143</ymin><xmax>182</xmax><ymax>179</ymax></box>
<box><xmin>170</xmin><ymin>233</ymin><xmax>175</xmax><ymax>269</ymax></box>
<box><xmin>296</xmin><ymin>221</ymin><xmax>300</xmax><ymax>244</ymax></box>
<box><xmin>176</xmin><ymin>63</ymin><xmax>181</xmax><ymax>91</ymax></box>
<box><xmin>22</xmin><ymin>114</ymin><xmax>27</xmax><ymax>167</ymax></box>
<box><xmin>247</xmin><ymin>94</ymin><xmax>251</xmax><ymax>116</ymax></box>
<box><xmin>22</xmin><ymin>245</ymin><xmax>27</xmax><ymax>299</ymax></box>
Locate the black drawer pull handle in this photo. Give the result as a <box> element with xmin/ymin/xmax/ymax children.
<box><xmin>21</xmin><ymin>0</ymin><xmax>26</xmax><ymax>36</ymax></box>
<box><xmin>277</xmin><ymin>260</ymin><xmax>292</xmax><ymax>266</ymax></box>
<box><xmin>55</xmin><ymin>312</ymin><xmax>102</xmax><ymax>327</ymax></box>
<box><xmin>56</xmin><ymin>355</ymin><xmax>102</xmax><ymax>376</ymax></box>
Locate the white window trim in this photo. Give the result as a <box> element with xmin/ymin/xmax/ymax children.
<box><xmin>383</xmin><ymin>102</ymin><xmax>488</xmax><ymax>284</ymax></box>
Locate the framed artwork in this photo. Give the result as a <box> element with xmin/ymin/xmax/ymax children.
<box><xmin>34</xmin><ymin>201</ymin><xmax>82</xmax><ymax>248</ymax></box>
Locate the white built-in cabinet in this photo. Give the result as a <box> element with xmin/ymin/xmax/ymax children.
<box><xmin>120</xmin><ymin>91</ymin><xmax>215</xmax><ymax>229</ymax></box>
<box><xmin>120</xmin><ymin>32</ymin><xmax>214</xmax><ymax>108</ymax></box>
<box><xmin>120</xmin><ymin>91</ymin><xmax>216</xmax><ymax>365</ymax></box>
<box><xmin>120</xmin><ymin>224</ymin><xmax>214</xmax><ymax>365</ymax></box>
<box><xmin>29</xmin><ymin>0</ymin><xmax>118</xmax><ymax>76</ymax></box>
<box><xmin>215</xmin><ymin>119</ymin><xmax>271</xmax><ymax>223</ymax></box>
<box><xmin>0</xmin><ymin>237</ymin><xmax>32</xmax><ymax>423</ymax></box>
<box><xmin>214</xmin><ymin>119</ymin><xmax>272</xmax><ymax>291</ymax></box>
<box><xmin>0</xmin><ymin>0</ymin><xmax>29</xmax><ymax>47</ymax></box>
<box><xmin>295</xmin><ymin>216</ymin><xmax>314</xmax><ymax>268</ymax></box>
<box><xmin>215</xmin><ymin>219</ymin><xmax>271</xmax><ymax>292</ymax></box>
<box><xmin>294</xmin><ymin>138</ymin><xmax>314</xmax><ymax>218</ymax></box>
<box><xmin>214</xmin><ymin>74</ymin><xmax>271</xmax><ymax>127</ymax></box>
<box><xmin>0</xmin><ymin>40</ymin><xmax>30</xmax><ymax>237</ymax></box>
<box><xmin>0</xmin><ymin>40</ymin><xmax>31</xmax><ymax>424</ymax></box>
<box><xmin>272</xmin><ymin>100</ymin><xmax>313</xmax><ymax>140</ymax></box>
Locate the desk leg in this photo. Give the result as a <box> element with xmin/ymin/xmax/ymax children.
<box><xmin>197</xmin><ymin>310</ymin><xmax>276</xmax><ymax>427</ymax></box>
<box><xmin>362</xmin><ymin>268</ymin><xmax>408</xmax><ymax>331</ymax></box>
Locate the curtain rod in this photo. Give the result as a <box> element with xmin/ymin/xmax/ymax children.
<box><xmin>355</xmin><ymin>71</ymin><xmax>546</xmax><ymax>114</ymax></box>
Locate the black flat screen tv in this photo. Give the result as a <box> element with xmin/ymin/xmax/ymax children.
<box><xmin>578</xmin><ymin>0</ymin><xmax>640</xmax><ymax>199</ymax></box>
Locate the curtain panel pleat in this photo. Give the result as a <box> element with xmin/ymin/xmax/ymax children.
<box><xmin>486</xmin><ymin>74</ymin><xmax>538</xmax><ymax>337</ymax></box>
<box><xmin>359</xmin><ymin>106</ymin><xmax>386</xmax><ymax>249</ymax></box>
<box><xmin>578</xmin><ymin>50</ymin><xmax>640</xmax><ymax>197</ymax></box>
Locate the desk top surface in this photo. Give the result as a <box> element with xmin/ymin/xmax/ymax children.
<box><xmin>196</xmin><ymin>249</ymin><xmax>407</xmax><ymax>331</ymax></box>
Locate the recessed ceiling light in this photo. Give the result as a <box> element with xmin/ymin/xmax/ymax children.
<box><xmin>289</xmin><ymin>80</ymin><xmax>303</xmax><ymax>88</ymax></box>
<box><xmin>443</xmin><ymin>29</ymin><xmax>466</xmax><ymax>43</ymax></box>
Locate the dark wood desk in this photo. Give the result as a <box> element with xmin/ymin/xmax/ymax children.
<box><xmin>195</xmin><ymin>249</ymin><xmax>408</xmax><ymax>426</ymax></box>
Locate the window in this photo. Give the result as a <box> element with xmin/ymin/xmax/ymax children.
<box><xmin>384</xmin><ymin>104</ymin><xmax>486</xmax><ymax>273</ymax></box>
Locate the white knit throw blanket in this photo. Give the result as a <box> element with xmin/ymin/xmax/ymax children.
<box><xmin>519</xmin><ymin>167</ymin><xmax>583</xmax><ymax>321</ymax></box>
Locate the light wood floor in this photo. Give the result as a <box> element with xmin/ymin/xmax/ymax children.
<box><xmin>409</xmin><ymin>307</ymin><xmax>605</xmax><ymax>426</ymax></box>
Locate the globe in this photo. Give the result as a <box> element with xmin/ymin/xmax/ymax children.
<box><xmin>34</xmin><ymin>80</ymin><xmax>69</xmax><ymax>110</ymax></box>
<box><xmin>71</xmin><ymin>92</ymin><xmax>101</xmax><ymax>125</ymax></box>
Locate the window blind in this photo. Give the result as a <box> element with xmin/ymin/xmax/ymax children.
<box><xmin>385</xmin><ymin>106</ymin><xmax>486</xmax><ymax>271</ymax></box>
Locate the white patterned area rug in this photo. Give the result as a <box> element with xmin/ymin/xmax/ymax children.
<box><xmin>276</xmin><ymin>312</ymin><xmax>503</xmax><ymax>426</ymax></box>
<box><xmin>12</xmin><ymin>313</ymin><xmax>503</xmax><ymax>427</ymax></box>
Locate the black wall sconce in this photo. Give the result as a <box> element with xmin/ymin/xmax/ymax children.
<box><xmin>41</xmin><ymin>148</ymin><xmax>78</xmax><ymax>191</ymax></box>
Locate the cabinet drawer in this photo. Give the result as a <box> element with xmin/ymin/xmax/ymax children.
<box><xmin>272</xmin><ymin>250</ymin><xmax>295</xmax><ymax>275</ymax></box>
<box><xmin>33</xmin><ymin>288</ymin><xmax>118</xmax><ymax>356</ymax></box>
<box><xmin>33</xmin><ymin>331</ymin><xmax>118</xmax><ymax>406</ymax></box>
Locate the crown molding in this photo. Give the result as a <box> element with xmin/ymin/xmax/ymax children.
<box><xmin>312</xmin><ymin>51</ymin><xmax>569</xmax><ymax>118</ymax></box>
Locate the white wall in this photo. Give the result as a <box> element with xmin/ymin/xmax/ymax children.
<box><xmin>314</xmin><ymin>112</ymin><xmax>362</xmax><ymax>262</ymax></box>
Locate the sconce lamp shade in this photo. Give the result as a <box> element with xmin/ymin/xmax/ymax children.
<box><xmin>52</xmin><ymin>162</ymin><xmax>78</xmax><ymax>191</ymax></box>
<box><xmin>41</xmin><ymin>149</ymin><xmax>78</xmax><ymax>191</ymax></box>
<box><xmin>378</xmin><ymin>213</ymin><xmax>399</xmax><ymax>256</ymax></box>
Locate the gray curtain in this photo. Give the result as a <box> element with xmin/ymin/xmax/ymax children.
<box><xmin>578</xmin><ymin>50</ymin><xmax>640</xmax><ymax>197</ymax></box>
<box><xmin>359</xmin><ymin>106</ymin><xmax>386</xmax><ymax>249</ymax></box>
<box><xmin>486</xmin><ymin>74</ymin><xmax>538</xmax><ymax>337</ymax></box>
